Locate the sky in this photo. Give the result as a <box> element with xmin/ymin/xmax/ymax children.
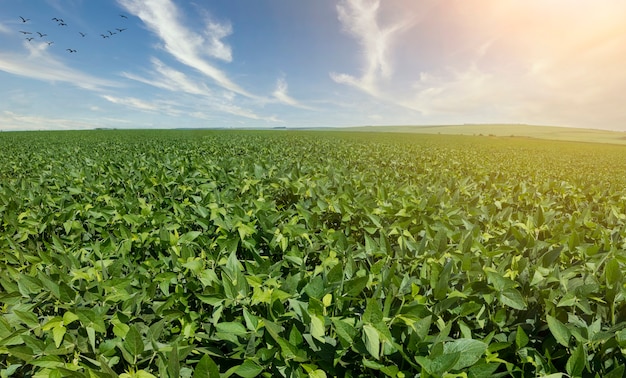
<box><xmin>1</xmin><ymin>0</ymin><xmax>626</xmax><ymax>131</ymax></box>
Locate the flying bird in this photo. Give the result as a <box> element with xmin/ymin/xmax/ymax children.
<box><xmin>107</xmin><ymin>30</ymin><xmax>116</xmax><ymax>35</ymax></box>
<box><xmin>58</xmin><ymin>22</ymin><xmax>67</xmax><ymax>26</ymax></box>
<box><xmin>19</xmin><ymin>31</ymin><xmax>32</xmax><ymax>34</ymax></box>
<box><xmin>37</xmin><ymin>32</ymin><xmax>47</xmax><ymax>38</ymax></box>
<box><xmin>47</xmin><ymin>41</ymin><xmax>54</xmax><ymax>46</ymax></box>
<box><xmin>19</xmin><ymin>16</ymin><xmax>29</xmax><ymax>23</ymax></box>
<box><xmin>79</xmin><ymin>32</ymin><xmax>86</xmax><ymax>37</ymax></box>
<box><xmin>120</xmin><ymin>14</ymin><xmax>128</xmax><ymax>19</ymax></box>
<box><xmin>116</xmin><ymin>28</ymin><xmax>127</xmax><ymax>32</ymax></box>
<box><xmin>25</xmin><ymin>37</ymin><xmax>34</xmax><ymax>41</ymax></box>
<box><xmin>100</xmin><ymin>34</ymin><xmax>110</xmax><ymax>38</ymax></box>
<box><xmin>66</xmin><ymin>49</ymin><xmax>77</xmax><ymax>53</ymax></box>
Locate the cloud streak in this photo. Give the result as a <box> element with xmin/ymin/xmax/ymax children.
<box><xmin>0</xmin><ymin>42</ymin><xmax>119</xmax><ymax>90</ymax></box>
<box><xmin>122</xmin><ymin>57</ymin><xmax>212</xmax><ymax>96</ymax></box>
<box><xmin>331</xmin><ymin>0</ymin><xmax>413</xmax><ymax>96</ymax></box>
<box><xmin>1</xmin><ymin>110</ymin><xmax>106</xmax><ymax>131</ymax></box>
<box><xmin>272</xmin><ymin>77</ymin><xmax>314</xmax><ymax>110</ymax></box>
<box><xmin>117</xmin><ymin>0</ymin><xmax>255</xmax><ymax>98</ymax></box>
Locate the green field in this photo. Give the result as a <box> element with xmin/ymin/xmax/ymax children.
<box><xmin>2</xmin><ymin>129</ymin><xmax>626</xmax><ymax>377</ymax></box>
<box><xmin>347</xmin><ymin>124</ymin><xmax>626</xmax><ymax>146</ymax></box>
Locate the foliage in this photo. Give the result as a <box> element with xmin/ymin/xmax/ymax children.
<box><xmin>2</xmin><ymin>129</ymin><xmax>626</xmax><ymax>377</ymax></box>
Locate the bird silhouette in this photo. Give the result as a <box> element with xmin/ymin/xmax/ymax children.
<box><xmin>116</xmin><ymin>28</ymin><xmax>127</xmax><ymax>32</ymax></box>
<box><xmin>37</xmin><ymin>32</ymin><xmax>47</xmax><ymax>38</ymax></box>
<box><xmin>107</xmin><ymin>30</ymin><xmax>116</xmax><ymax>35</ymax></box>
<box><xmin>66</xmin><ymin>49</ymin><xmax>77</xmax><ymax>53</ymax></box>
<box><xmin>19</xmin><ymin>31</ymin><xmax>32</xmax><ymax>34</ymax></box>
<box><xmin>19</xmin><ymin>16</ymin><xmax>30</xmax><ymax>23</ymax></box>
<box><xmin>100</xmin><ymin>34</ymin><xmax>110</xmax><ymax>38</ymax></box>
<box><xmin>79</xmin><ymin>32</ymin><xmax>86</xmax><ymax>37</ymax></box>
<box><xmin>58</xmin><ymin>22</ymin><xmax>67</xmax><ymax>26</ymax></box>
<box><xmin>120</xmin><ymin>14</ymin><xmax>128</xmax><ymax>19</ymax></box>
<box><xmin>47</xmin><ymin>41</ymin><xmax>54</xmax><ymax>46</ymax></box>
<box><xmin>26</xmin><ymin>37</ymin><xmax>34</xmax><ymax>41</ymax></box>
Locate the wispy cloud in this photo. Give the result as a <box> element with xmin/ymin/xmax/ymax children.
<box><xmin>330</xmin><ymin>0</ymin><xmax>413</xmax><ymax>96</ymax></box>
<box><xmin>122</xmin><ymin>57</ymin><xmax>212</xmax><ymax>96</ymax></box>
<box><xmin>0</xmin><ymin>22</ymin><xmax>10</xmax><ymax>35</ymax></box>
<box><xmin>102</xmin><ymin>94</ymin><xmax>180</xmax><ymax>115</ymax></box>
<box><xmin>117</xmin><ymin>0</ymin><xmax>254</xmax><ymax>98</ymax></box>
<box><xmin>204</xmin><ymin>21</ymin><xmax>233</xmax><ymax>62</ymax></box>
<box><xmin>272</xmin><ymin>77</ymin><xmax>314</xmax><ymax>110</ymax></box>
<box><xmin>0</xmin><ymin>110</ymin><xmax>103</xmax><ymax>131</ymax></box>
<box><xmin>0</xmin><ymin>41</ymin><xmax>119</xmax><ymax>90</ymax></box>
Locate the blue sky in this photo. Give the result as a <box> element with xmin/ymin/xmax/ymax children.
<box><xmin>1</xmin><ymin>0</ymin><xmax>626</xmax><ymax>131</ymax></box>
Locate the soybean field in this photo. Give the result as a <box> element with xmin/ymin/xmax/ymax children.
<box><xmin>2</xmin><ymin>129</ymin><xmax>626</xmax><ymax>377</ymax></box>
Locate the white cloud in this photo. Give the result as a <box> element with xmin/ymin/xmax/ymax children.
<box><xmin>331</xmin><ymin>0</ymin><xmax>413</xmax><ymax>96</ymax></box>
<box><xmin>0</xmin><ymin>22</ymin><xmax>10</xmax><ymax>35</ymax></box>
<box><xmin>122</xmin><ymin>57</ymin><xmax>212</xmax><ymax>96</ymax></box>
<box><xmin>204</xmin><ymin>21</ymin><xmax>233</xmax><ymax>62</ymax></box>
<box><xmin>0</xmin><ymin>110</ymin><xmax>102</xmax><ymax>131</ymax></box>
<box><xmin>117</xmin><ymin>0</ymin><xmax>254</xmax><ymax>98</ymax></box>
<box><xmin>272</xmin><ymin>77</ymin><xmax>314</xmax><ymax>110</ymax></box>
<box><xmin>0</xmin><ymin>42</ymin><xmax>119</xmax><ymax>91</ymax></box>
<box><xmin>102</xmin><ymin>94</ymin><xmax>174</xmax><ymax>113</ymax></box>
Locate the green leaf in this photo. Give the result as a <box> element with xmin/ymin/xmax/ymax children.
<box><xmin>179</xmin><ymin>231</ymin><xmax>202</xmax><ymax>245</ymax></box>
<box><xmin>235</xmin><ymin>359</ymin><xmax>263</xmax><ymax>378</ymax></box>
<box><xmin>516</xmin><ymin>325</ymin><xmax>529</xmax><ymax>349</ymax></box>
<box><xmin>193</xmin><ymin>355</ymin><xmax>220</xmax><ymax>378</ymax></box>
<box><xmin>309</xmin><ymin>314</ymin><xmax>325</xmax><ymax>342</ymax></box>
<box><xmin>442</xmin><ymin>339</ymin><xmax>487</xmax><ymax>370</ymax></box>
<box><xmin>52</xmin><ymin>325</ymin><xmax>66</xmax><ymax>348</ymax></box>
<box><xmin>62</xmin><ymin>311</ymin><xmax>79</xmax><ymax>326</ymax></box>
<box><xmin>308</xmin><ymin>370</ymin><xmax>327</xmax><ymax>378</ymax></box>
<box><xmin>565</xmin><ymin>343</ymin><xmax>586</xmax><ymax>377</ymax></box>
<box><xmin>168</xmin><ymin>344</ymin><xmax>180</xmax><ymax>378</ymax></box>
<box><xmin>14</xmin><ymin>310</ymin><xmax>39</xmax><ymax>329</ymax></box>
<box><xmin>605</xmin><ymin>365</ymin><xmax>625</xmax><ymax>378</ymax></box>
<box><xmin>362</xmin><ymin>299</ymin><xmax>383</xmax><ymax>324</ymax></box>
<box><xmin>547</xmin><ymin>315</ymin><xmax>571</xmax><ymax>347</ymax></box>
<box><xmin>485</xmin><ymin>269</ymin><xmax>516</xmax><ymax>292</ymax></box>
<box><xmin>343</xmin><ymin>275</ymin><xmax>368</xmax><ymax>297</ymax></box>
<box><xmin>362</xmin><ymin>324</ymin><xmax>380</xmax><ymax>360</ymax></box>
<box><xmin>606</xmin><ymin>258</ymin><xmax>622</xmax><ymax>287</ymax></box>
<box><xmin>123</xmin><ymin>325</ymin><xmax>144</xmax><ymax>357</ymax></box>
<box><xmin>331</xmin><ymin>318</ymin><xmax>357</xmax><ymax>346</ymax></box>
<box><xmin>416</xmin><ymin>353</ymin><xmax>460</xmax><ymax>376</ymax></box>
<box><xmin>216</xmin><ymin>322</ymin><xmax>248</xmax><ymax>336</ymax></box>
<box><xmin>500</xmin><ymin>288</ymin><xmax>526</xmax><ymax>310</ymax></box>
<box><xmin>303</xmin><ymin>275</ymin><xmax>324</xmax><ymax>299</ymax></box>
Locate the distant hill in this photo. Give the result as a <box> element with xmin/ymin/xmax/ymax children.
<box><xmin>340</xmin><ymin>124</ymin><xmax>626</xmax><ymax>146</ymax></box>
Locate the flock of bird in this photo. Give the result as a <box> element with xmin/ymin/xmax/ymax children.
<box><xmin>16</xmin><ymin>14</ymin><xmax>130</xmax><ymax>53</ymax></box>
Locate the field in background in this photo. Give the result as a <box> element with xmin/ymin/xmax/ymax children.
<box><xmin>2</xmin><ymin>129</ymin><xmax>626</xmax><ymax>377</ymax></box>
<box><xmin>346</xmin><ymin>124</ymin><xmax>626</xmax><ymax>145</ymax></box>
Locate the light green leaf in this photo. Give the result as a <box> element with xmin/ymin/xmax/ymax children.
<box><xmin>308</xmin><ymin>369</ymin><xmax>327</xmax><ymax>378</ymax></box>
<box><xmin>362</xmin><ymin>324</ymin><xmax>380</xmax><ymax>360</ymax></box>
<box><xmin>52</xmin><ymin>325</ymin><xmax>66</xmax><ymax>348</ymax></box>
<box><xmin>310</xmin><ymin>315</ymin><xmax>325</xmax><ymax>342</ymax></box>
